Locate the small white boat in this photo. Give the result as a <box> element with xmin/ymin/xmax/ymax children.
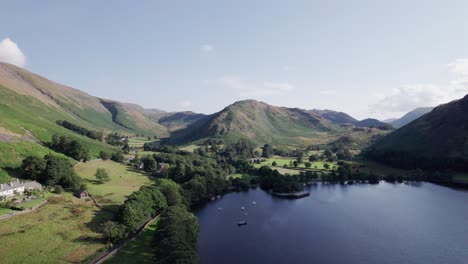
<box><xmin>252</xmin><ymin>201</ymin><xmax>256</xmax><ymax>205</ymax></box>
<box><xmin>244</xmin><ymin>212</ymin><xmax>248</xmax><ymax>215</ymax></box>
<box><xmin>237</xmin><ymin>220</ymin><xmax>247</xmax><ymax>226</ymax></box>
<box><xmin>241</xmin><ymin>206</ymin><xmax>245</xmax><ymax>210</ymax></box>
<box><xmin>218</xmin><ymin>207</ymin><xmax>222</xmax><ymax>211</ymax></box>
<box><xmin>216</xmin><ymin>195</ymin><xmax>221</xmax><ymax>199</ymax></box>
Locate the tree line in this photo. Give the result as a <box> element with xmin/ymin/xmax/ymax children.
<box><xmin>49</xmin><ymin>134</ymin><xmax>90</xmax><ymax>161</ymax></box>
<box><xmin>102</xmin><ymin>179</ymin><xmax>200</xmax><ymax>264</ymax></box>
<box><xmin>56</xmin><ymin>120</ymin><xmax>104</xmax><ymax>141</ymax></box>
<box><xmin>21</xmin><ymin>154</ymin><xmax>84</xmax><ymax>191</ymax></box>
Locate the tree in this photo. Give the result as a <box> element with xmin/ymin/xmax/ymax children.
<box><xmin>95</xmin><ymin>168</ymin><xmax>110</xmax><ymax>184</ymax></box>
<box><xmin>184</xmin><ymin>176</ymin><xmax>207</xmax><ymax>204</ymax></box>
<box><xmin>296</xmin><ymin>153</ymin><xmax>304</xmax><ymax>164</ymax></box>
<box><xmin>305</xmin><ymin>162</ymin><xmax>312</xmax><ymax>168</ymax></box>
<box><xmin>143</xmin><ymin>156</ymin><xmax>157</xmax><ymax>172</ymax></box>
<box><xmin>309</xmin><ymin>154</ymin><xmax>319</xmax><ymax>162</ymax></box>
<box><xmin>323</xmin><ymin>163</ymin><xmax>330</xmax><ymax>170</ymax></box>
<box><xmin>293</xmin><ymin>160</ymin><xmax>299</xmax><ymax>167</ymax></box>
<box><xmin>101</xmin><ymin>221</ymin><xmax>127</xmax><ymax>243</ymax></box>
<box><xmin>262</xmin><ymin>144</ymin><xmax>273</xmax><ymax>158</ymax></box>
<box><xmin>122</xmin><ymin>143</ymin><xmax>131</xmax><ymax>154</ymax></box>
<box><xmin>41</xmin><ymin>154</ymin><xmax>82</xmax><ymax>190</ymax></box>
<box><xmin>323</xmin><ymin>149</ymin><xmax>333</xmax><ymax>160</ymax></box>
<box><xmin>49</xmin><ymin>134</ymin><xmax>90</xmax><ymax>161</ymax></box>
<box><xmin>99</xmin><ymin>151</ymin><xmax>111</xmax><ymax>160</ymax></box>
<box><xmin>155</xmin><ymin>179</ymin><xmax>185</xmax><ymax>206</ymax></box>
<box><xmin>111</xmin><ymin>152</ymin><xmax>125</xmax><ymax>163</ymax></box>
<box><xmin>21</xmin><ymin>156</ymin><xmax>46</xmax><ymax>181</ymax></box>
<box><xmin>272</xmin><ymin>161</ymin><xmax>277</xmax><ymax>166</ymax></box>
<box><xmin>53</xmin><ymin>185</ymin><xmax>64</xmax><ymax>194</ymax></box>
<box><xmin>154</xmin><ymin>206</ymin><xmax>200</xmax><ymax>264</ymax></box>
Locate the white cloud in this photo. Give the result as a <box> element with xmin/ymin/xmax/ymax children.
<box><xmin>201</xmin><ymin>44</ymin><xmax>214</xmax><ymax>53</ymax></box>
<box><xmin>370</xmin><ymin>58</ymin><xmax>468</xmax><ymax>119</ymax></box>
<box><xmin>0</xmin><ymin>38</ymin><xmax>26</xmax><ymax>67</ymax></box>
<box><xmin>448</xmin><ymin>58</ymin><xmax>468</xmax><ymax>76</ymax></box>
<box><xmin>177</xmin><ymin>99</ymin><xmax>193</xmax><ymax>109</ymax></box>
<box><xmin>319</xmin><ymin>90</ymin><xmax>337</xmax><ymax>95</ymax></box>
<box><xmin>208</xmin><ymin>75</ymin><xmax>294</xmax><ymax>98</ymax></box>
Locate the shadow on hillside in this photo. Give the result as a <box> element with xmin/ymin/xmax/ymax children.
<box><xmin>85</xmin><ymin>204</ymin><xmax>120</xmax><ymax>234</ymax></box>
<box><xmin>3</xmin><ymin>166</ymin><xmax>22</xmax><ymax>178</ymax></box>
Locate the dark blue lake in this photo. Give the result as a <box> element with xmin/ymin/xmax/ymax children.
<box><xmin>195</xmin><ymin>182</ymin><xmax>468</xmax><ymax>264</ymax></box>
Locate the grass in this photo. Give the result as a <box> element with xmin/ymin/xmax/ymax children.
<box><xmin>75</xmin><ymin>160</ymin><xmax>153</xmax><ymax>204</ymax></box>
<box><xmin>0</xmin><ymin>195</ymin><xmax>112</xmax><ymax>263</ymax></box>
<box><xmin>17</xmin><ymin>195</ymin><xmax>49</xmax><ymax>210</ymax></box>
<box><xmin>127</xmin><ymin>137</ymin><xmax>157</xmax><ymax>148</ymax></box>
<box><xmin>180</xmin><ymin>144</ymin><xmax>198</xmax><ymax>152</ymax></box>
<box><xmin>0</xmin><ymin>168</ymin><xmax>11</xmax><ymax>183</ymax></box>
<box><xmin>104</xmin><ymin>218</ymin><xmax>159</xmax><ymax>264</ymax></box>
<box><xmin>253</xmin><ymin>157</ymin><xmax>337</xmax><ymax>171</ymax></box>
<box><xmin>453</xmin><ymin>173</ymin><xmax>468</xmax><ymax>183</ymax></box>
<box><xmin>0</xmin><ymin>208</ymin><xmax>13</xmax><ymax>216</ymax></box>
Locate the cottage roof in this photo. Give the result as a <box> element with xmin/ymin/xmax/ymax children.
<box><xmin>0</xmin><ymin>180</ymin><xmax>42</xmax><ymax>192</ymax></box>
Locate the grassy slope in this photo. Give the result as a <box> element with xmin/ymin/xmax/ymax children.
<box><xmin>170</xmin><ymin>100</ymin><xmax>345</xmax><ymax>146</ymax></box>
<box><xmin>0</xmin><ymin>63</ymin><xmax>168</xmax><ymax>138</ymax></box>
<box><xmin>0</xmin><ymin>86</ymin><xmax>116</xmax><ymax>171</ymax></box>
<box><xmin>0</xmin><ymin>161</ymin><xmax>154</xmax><ymax>263</ymax></box>
<box><xmin>75</xmin><ymin>160</ymin><xmax>153</xmax><ymax>204</ymax></box>
<box><xmin>0</xmin><ymin>63</ymin><xmax>170</xmax><ymax>175</ymax></box>
<box><xmin>371</xmin><ymin>95</ymin><xmax>468</xmax><ymax>161</ymax></box>
<box><xmin>105</xmin><ymin>218</ymin><xmax>159</xmax><ymax>264</ymax></box>
<box><xmin>0</xmin><ymin>195</ymin><xmax>112</xmax><ymax>263</ymax></box>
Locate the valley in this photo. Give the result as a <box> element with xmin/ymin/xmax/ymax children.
<box><xmin>0</xmin><ymin>63</ymin><xmax>467</xmax><ymax>264</ymax></box>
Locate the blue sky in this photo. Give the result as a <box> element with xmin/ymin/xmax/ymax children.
<box><xmin>2</xmin><ymin>0</ymin><xmax>468</xmax><ymax>119</ymax></box>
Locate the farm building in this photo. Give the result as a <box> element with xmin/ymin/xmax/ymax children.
<box><xmin>74</xmin><ymin>190</ymin><xmax>89</xmax><ymax>199</ymax></box>
<box><xmin>0</xmin><ymin>179</ymin><xmax>42</xmax><ymax>198</ymax></box>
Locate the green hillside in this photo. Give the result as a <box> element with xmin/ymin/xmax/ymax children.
<box><xmin>0</xmin><ymin>62</ymin><xmax>170</xmax><ymax>179</ymax></box>
<box><xmin>368</xmin><ymin>94</ymin><xmax>468</xmax><ymax>170</ymax></box>
<box><xmin>169</xmin><ymin>100</ymin><xmax>346</xmax><ymax>145</ymax></box>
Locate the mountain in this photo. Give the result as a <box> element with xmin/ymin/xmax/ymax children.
<box><xmin>311</xmin><ymin>109</ymin><xmax>358</xmax><ymax>124</ymax></box>
<box><xmin>169</xmin><ymin>100</ymin><xmax>345</xmax><ymax>145</ymax></box>
<box><xmin>312</xmin><ymin>109</ymin><xmax>390</xmax><ymax>129</ymax></box>
<box><xmin>388</xmin><ymin>107</ymin><xmax>434</xmax><ymax>128</ymax></box>
<box><xmin>159</xmin><ymin>112</ymin><xmax>206</xmax><ymax>132</ymax></box>
<box><xmin>368</xmin><ymin>96</ymin><xmax>468</xmax><ymax>170</ymax></box>
<box><xmin>382</xmin><ymin>118</ymin><xmax>397</xmax><ymax>123</ymax></box>
<box><xmin>0</xmin><ymin>62</ymin><xmax>170</xmax><ymax>171</ymax></box>
<box><xmin>354</xmin><ymin>118</ymin><xmax>392</xmax><ymax>129</ymax></box>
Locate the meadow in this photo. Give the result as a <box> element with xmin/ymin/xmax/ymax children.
<box><xmin>75</xmin><ymin>159</ymin><xmax>153</xmax><ymax>205</ymax></box>
<box><xmin>127</xmin><ymin>137</ymin><xmax>157</xmax><ymax>148</ymax></box>
<box><xmin>0</xmin><ymin>195</ymin><xmax>112</xmax><ymax>263</ymax></box>
<box><xmin>253</xmin><ymin>156</ymin><xmax>338</xmax><ymax>171</ymax></box>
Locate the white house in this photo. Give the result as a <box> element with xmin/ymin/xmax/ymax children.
<box><xmin>0</xmin><ymin>179</ymin><xmax>42</xmax><ymax>198</ymax></box>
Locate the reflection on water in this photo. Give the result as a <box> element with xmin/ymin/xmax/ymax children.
<box><xmin>195</xmin><ymin>182</ymin><xmax>468</xmax><ymax>264</ymax></box>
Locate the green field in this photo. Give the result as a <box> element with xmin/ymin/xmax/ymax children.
<box><xmin>75</xmin><ymin>160</ymin><xmax>153</xmax><ymax>204</ymax></box>
<box><xmin>127</xmin><ymin>137</ymin><xmax>157</xmax><ymax>148</ymax></box>
<box><xmin>105</xmin><ymin>218</ymin><xmax>159</xmax><ymax>264</ymax></box>
<box><xmin>180</xmin><ymin>144</ymin><xmax>198</xmax><ymax>152</ymax></box>
<box><xmin>453</xmin><ymin>173</ymin><xmax>468</xmax><ymax>183</ymax></box>
<box><xmin>253</xmin><ymin>157</ymin><xmax>337</xmax><ymax>171</ymax></box>
<box><xmin>0</xmin><ymin>195</ymin><xmax>111</xmax><ymax>263</ymax></box>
